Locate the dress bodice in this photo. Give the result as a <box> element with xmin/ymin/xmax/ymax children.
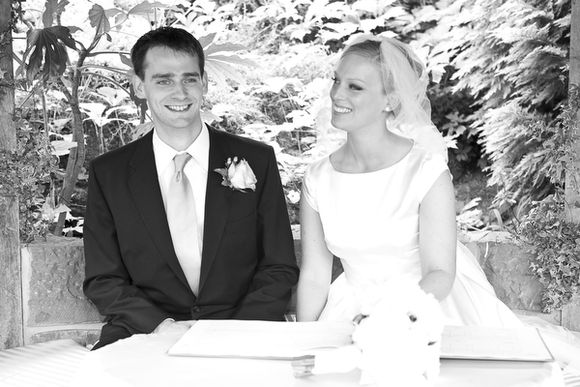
<box><xmin>302</xmin><ymin>144</ymin><xmax>449</xmax><ymax>290</ymax></box>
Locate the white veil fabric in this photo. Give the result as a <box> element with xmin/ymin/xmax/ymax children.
<box><xmin>343</xmin><ymin>34</ymin><xmax>449</xmax><ymax>161</ymax></box>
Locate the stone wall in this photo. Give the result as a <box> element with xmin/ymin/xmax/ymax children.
<box><xmin>20</xmin><ymin>236</ymin><xmax>102</xmax><ymax>346</ymax></box>
<box><xmin>462</xmin><ymin>231</ymin><xmax>580</xmax><ymax>331</ymax></box>
<box><xmin>9</xmin><ymin>231</ymin><xmax>580</xmax><ymax>348</ymax></box>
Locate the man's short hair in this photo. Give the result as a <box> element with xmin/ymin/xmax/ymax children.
<box><xmin>131</xmin><ymin>27</ymin><xmax>205</xmax><ymax>79</ymax></box>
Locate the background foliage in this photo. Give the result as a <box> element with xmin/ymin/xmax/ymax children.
<box><xmin>428</xmin><ymin>0</ymin><xmax>571</xmax><ymax>216</ymax></box>
<box><xmin>9</xmin><ymin>0</ymin><xmax>578</xmax><ymax>310</ymax></box>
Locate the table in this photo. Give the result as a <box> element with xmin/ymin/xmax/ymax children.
<box><xmin>69</xmin><ymin>328</ymin><xmax>565</xmax><ymax>387</ymax></box>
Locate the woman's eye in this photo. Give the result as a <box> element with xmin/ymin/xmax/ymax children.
<box><xmin>349</xmin><ymin>84</ymin><xmax>362</xmax><ymax>91</ymax></box>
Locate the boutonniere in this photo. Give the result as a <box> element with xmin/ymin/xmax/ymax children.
<box><xmin>214</xmin><ymin>157</ymin><xmax>257</xmax><ymax>192</ymax></box>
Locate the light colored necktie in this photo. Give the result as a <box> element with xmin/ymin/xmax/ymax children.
<box><xmin>166</xmin><ymin>153</ymin><xmax>201</xmax><ymax>295</ymax></box>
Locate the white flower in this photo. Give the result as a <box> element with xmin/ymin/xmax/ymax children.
<box><xmin>214</xmin><ymin>157</ymin><xmax>257</xmax><ymax>192</ymax></box>
<box><xmin>352</xmin><ymin>280</ymin><xmax>444</xmax><ymax>387</ymax></box>
<box><xmin>287</xmin><ymin>190</ymin><xmax>300</xmax><ymax>204</ymax></box>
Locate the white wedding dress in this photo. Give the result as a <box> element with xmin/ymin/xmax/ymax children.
<box><xmin>303</xmin><ymin>143</ymin><xmax>580</xmax><ymax>377</ymax></box>
<box><xmin>303</xmin><ymin>144</ymin><xmax>568</xmax><ymax>327</ymax></box>
<box><xmin>303</xmin><ymin>143</ymin><xmax>521</xmax><ymax>326</ymax></box>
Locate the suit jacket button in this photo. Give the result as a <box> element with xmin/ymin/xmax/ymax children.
<box><xmin>192</xmin><ymin>306</ymin><xmax>201</xmax><ymax>313</ymax></box>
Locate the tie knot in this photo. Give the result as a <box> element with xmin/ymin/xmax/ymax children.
<box><xmin>173</xmin><ymin>153</ymin><xmax>192</xmax><ymax>181</ymax></box>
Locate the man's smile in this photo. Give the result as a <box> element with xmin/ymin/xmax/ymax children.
<box><xmin>166</xmin><ymin>104</ymin><xmax>192</xmax><ymax>112</ymax></box>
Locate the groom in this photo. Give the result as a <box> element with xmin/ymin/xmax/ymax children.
<box><xmin>83</xmin><ymin>27</ymin><xmax>298</xmax><ymax>349</ymax></box>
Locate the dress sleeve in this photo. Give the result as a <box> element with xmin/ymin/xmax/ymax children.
<box><xmin>415</xmin><ymin>152</ymin><xmax>451</xmax><ymax>203</ymax></box>
<box><xmin>301</xmin><ymin>162</ymin><xmax>319</xmax><ymax>212</ymax></box>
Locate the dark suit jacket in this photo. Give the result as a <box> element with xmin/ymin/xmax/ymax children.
<box><xmin>83</xmin><ymin>126</ymin><xmax>298</xmax><ymax>348</ymax></box>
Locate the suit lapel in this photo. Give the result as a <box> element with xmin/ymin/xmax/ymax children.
<box><xmin>127</xmin><ymin>131</ymin><xmax>191</xmax><ymax>290</ymax></box>
<box><xmin>199</xmin><ymin>127</ymin><xmax>233</xmax><ymax>293</ymax></box>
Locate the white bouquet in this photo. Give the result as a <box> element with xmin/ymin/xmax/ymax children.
<box><xmin>352</xmin><ymin>281</ymin><xmax>444</xmax><ymax>386</ymax></box>
<box><xmin>295</xmin><ymin>280</ymin><xmax>444</xmax><ymax>387</ymax></box>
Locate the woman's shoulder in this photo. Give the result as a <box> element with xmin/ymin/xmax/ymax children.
<box><xmin>408</xmin><ymin>142</ymin><xmax>449</xmax><ymax>169</ymax></box>
<box><xmin>305</xmin><ymin>154</ymin><xmax>333</xmax><ymax>177</ymax></box>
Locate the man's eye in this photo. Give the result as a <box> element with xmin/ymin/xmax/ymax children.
<box><xmin>157</xmin><ymin>80</ymin><xmax>171</xmax><ymax>85</ymax></box>
<box><xmin>185</xmin><ymin>77</ymin><xmax>198</xmax><ymax>84</ymax></box>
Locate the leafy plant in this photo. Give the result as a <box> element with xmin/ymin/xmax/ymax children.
<box><xmin>0</xmin><ymin>118</ymin><xmax>59</xmax><ymax>243</ymax></box>
<box><xmin>517</xmin><ymin>194</ymin><xmax>580</xmax><ymax>313</ymax></box>
<box><xmin>15</xmin><ymin>0</ymin><xmax>254</xmax><ymax>238</ymax></box>
<box><xmin>12</xmin><ymin>0</ymin><xmax>505</xmax><ymax>238</ymax></box>
<box><xmin>430</xmin><ymin>0</ymin><xmax>570</xmax><ymax>214</ymax></box>
<box><xmin>512</xmin><ymin>90</ymin><xmax>580</xmax><ymax>312</ymax></box>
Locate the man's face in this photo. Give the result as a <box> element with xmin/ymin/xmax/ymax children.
<box><xmin>133</xmin><ymin>46</ymin><xmax>207</xmax><ymax>140</ymax></box>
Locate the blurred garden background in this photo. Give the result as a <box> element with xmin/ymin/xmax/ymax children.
<box><xmin>2</xmin><ymin>0</ymin><xmax>579</xmax><ymax>313</ymax></box>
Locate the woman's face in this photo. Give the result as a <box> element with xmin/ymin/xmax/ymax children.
<box><xmin>330</xmin><ymin>53</ymin><xmax>390</xmax><ymax>133</ymax></box>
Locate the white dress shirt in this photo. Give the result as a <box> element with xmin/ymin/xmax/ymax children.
<box><xmin>152</xmin><ymin>125</ymin><xmax>209</xmax><ymax>262</ymax></box>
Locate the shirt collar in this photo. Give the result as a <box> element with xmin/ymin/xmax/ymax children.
<box><xmin>152</xmin><ymin>124</ymin><xmax>210</xmax><ymax>173</ymax></box>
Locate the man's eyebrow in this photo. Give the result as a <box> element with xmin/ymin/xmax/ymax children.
<box><xmin>151</xmin><ymin>73</ymin><xmax>173</xmax><ymax>79</ymax></box>
<box><xmin>150</xmin><ymin>72</ymin><xmax>201</xmax><ymax>79</ymax></box>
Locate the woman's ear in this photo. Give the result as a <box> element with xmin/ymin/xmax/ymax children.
<box><xmin>384</xmin><ymin>94</ymin><xmax>400</xmax><ymax>112</ymax></box>
<box><xmin>384</xmin><ymin>93</ymin><xmax>401</xmax><ymax>112</ymax></box>
<box><xmin>386</xmin><ymin>94</ymin><xmax>399</xmax><ymax>108</ymax></box>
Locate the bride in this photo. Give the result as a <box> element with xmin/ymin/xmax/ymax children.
<box><xmin>297</xmin><ymin>34</ymin><xmax>519</xmax><ymax>326</ymax></box>
<box><xmin>295</xmin><ymin>34</ymin><xmax>580</xmax><ymax>371</ymax></box>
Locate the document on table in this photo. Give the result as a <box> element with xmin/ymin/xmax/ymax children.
<box><xmin>441</xmin><ymin>325</ymin><xmax>554</xmax><ymax>362</ymax></box>
<box><xmin>168</xmin><ymin>320</ymin><xmax>355</xmax><ymax>360</ymax></box>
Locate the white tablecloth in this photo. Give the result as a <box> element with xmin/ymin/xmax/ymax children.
<box><xmin>67</xmin><ymin>329</ymin><xmax>565</xmax><ymax>387</ymax></box>
<box><xmin>0</xmin><ymin>339</ymin><xmax>87</xmax><ymax>387</ymax></box>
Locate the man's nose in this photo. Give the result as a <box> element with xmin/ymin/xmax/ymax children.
<box><xmin>174</xmin><ymin>82</ymin><xmax>189</xmax><ymax>97</ymax></box>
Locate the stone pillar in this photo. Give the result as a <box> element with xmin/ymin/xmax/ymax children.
<box><xmin>21</xmin><ymin>236</ymin><xmax>102</xmax><ymax>345</ymax></box>
<box><xmin>562</xmin><ymin>295</ymin><xmax>580</xmax><ymax>332</ymax></box>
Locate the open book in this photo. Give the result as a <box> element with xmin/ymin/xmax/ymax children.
<box><xmin>167</xmin><ymin>320</ymin><xmax>355</xmax><ymax>360</ymax></box>
<box><xmin>440</xmin><ymin>325</ymin><xmax>554</xmax><ymax>362</ymax></box>
<box><xmin>168</xmin><ymin>321</ymin><xmax>554</xmax><ymax>363</ymax></box>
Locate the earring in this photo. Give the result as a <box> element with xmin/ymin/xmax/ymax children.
<box><xmin>385</xmin><ymin>95</ymin><xmax>399</xmax><ymax>110</ymax></box>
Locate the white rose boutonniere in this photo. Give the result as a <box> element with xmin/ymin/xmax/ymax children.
<box><xmin>214</xmin><ymin>157</ymin><xmax>257</xmax><ymax>192</ymax></box>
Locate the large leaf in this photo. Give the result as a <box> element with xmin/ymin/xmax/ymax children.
<box><xmin>42</xmin><ymin>0</ymin><xmax>69</xmax><ymax>28</ymax></box>
<box><xmin>198</xmin><ymin>32</ymin><xmax>217</xmax><ymax>49</ymax></box>
<box><xmin>204</xmin><ymin>42</ymin><xmax>248</xmax><ymax>56</ymax></box>
<box><xmin>23</xmin><ymin>26</ymin><xmax>77</xmax><ymax>81</ymax></box>
<box><xmin>89</xmin><ymin>4</ymin><xmax>111</xmax><ymax>37</ymax></box>
<box><xmin>128</xmin><ymin>1</ymin><xmax>173</xmax><ymax>17</ymax></box>
<box><xmin>197</xmin><ymin>33</ymin><xmax>256</xmax><ymax>86</ymax></box>
<box><xmin>51</xmin><ymin>140</ymin><xmax>77</xmax><ymax>156</ymax></box>
<box><xmin>42</xmin><ymin>0</ymin><xmax>57</xmax><ymax>27</ymax></box>
<box><xmin>206</xmin><ymin>54</ymin><xmax>257</xmax><ymax>68</ymax></box>
<box><xmin>119</xmin><ymin>53</ymin><xmax>133</xmax><ymax>68</ymax></box>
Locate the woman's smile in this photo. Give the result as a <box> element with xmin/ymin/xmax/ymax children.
<box><xmin>332</xmin><ymin>104</ymin><xmax>352</xmax><ymax>114</ymax></box>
